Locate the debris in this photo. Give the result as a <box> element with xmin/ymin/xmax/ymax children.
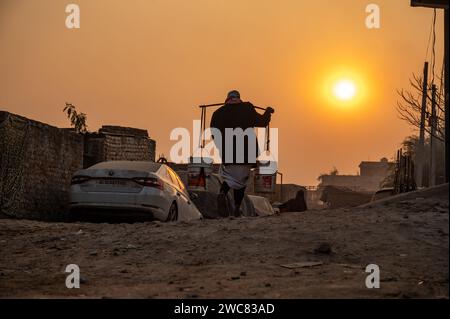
<box><xmin>381</xmin><ymin>276</ymin><xmax>397</xmax><ymax>282</ymax></box>
<box><xmin>314</xmin><ymin>243</ymin><xmax>332</xmax><ymax>255</ymax></box>
<box><xmin>280</xmin><ymin>261</ymin><xmax>323</xmax><ymax>269</ymax></box>
<box><xmin>75</xmin><ymin>229</ymin><xmax>83</xmax><ymax>235</ymax></box>
<box><xmin>89</xmin><ymin>251</ymin><xmax>98</xmax><ymax>256</ymax></box>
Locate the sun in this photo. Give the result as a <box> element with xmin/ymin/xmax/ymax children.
<box><xmin>319</xmin><ymin>68</ymin><xmax>368</xmax><ymax>111</ymax></box>
<box><xmin>333</xmin><ymin>79</ymin><xmax>356</xmax><ymax>101</ymax></box>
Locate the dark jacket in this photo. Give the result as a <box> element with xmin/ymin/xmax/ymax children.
<box><xmin>210</xmin><ymin>102</ymin><xmax>271</xmax><ymax>165</ymax></box>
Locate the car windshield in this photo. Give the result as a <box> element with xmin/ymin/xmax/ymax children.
<box><xmin>88</xmin><ymin>161</ymin><xmax>161</xmax><ymax>172</ymax></box>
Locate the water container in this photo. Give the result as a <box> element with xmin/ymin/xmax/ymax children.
<box><xmin>187</xmin><ymin>157</ymin><xmax>213</xmax><ymax>190</ymax></box>
<box><xmin>254</xmin><ymin>160</ymin><xmax>278</xmax><ymax>193</ymax></box>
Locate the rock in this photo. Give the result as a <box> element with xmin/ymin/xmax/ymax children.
<box><xmin>314</xmin><ymin>243</ymin><xmax>332</xmax><ymax>255</ymax></box>
<box><xmin>280</xmin><ymin>261</ymin><xmax>323</xmax><ymax>269</ymax></box>
<box><xmin>240</xmin><ymin>271</ymin><xmax>247</xmax><ymax>276</ymax></box>
<box><xmin>89</xmin><ymin>251</ymin><xmax>98</xmax><ymax>256</ymax></box>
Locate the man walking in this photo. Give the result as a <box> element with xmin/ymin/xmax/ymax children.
<box><xmin>210</xmin><ymin>90</ymin><xmax>274</xmax><ymax>217</ymax></box>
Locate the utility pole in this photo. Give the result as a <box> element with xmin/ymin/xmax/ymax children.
<box><xmin>430</xmin><ymin>84</ymin><xmax>437</xmax><ymax>186</ymax></box>
<box><xmin>411</xmin><ymin>0</ymin><xmax>449</xmax><ymax>183</ymax></box>
<box><xmin>445</xmin><ymin>8</ymin><xmax>449</xmax><ymax>183</ymax></box>
<box><xmin>416</xmin><ymin>62</ymin><xmax>429</xmax><ymax>187</ymax></box>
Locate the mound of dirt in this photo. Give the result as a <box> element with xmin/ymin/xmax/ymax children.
<box><xmin>361</xmin><ymin>184</ymin><xmax>449</xmax><ymax>210</ymax></box>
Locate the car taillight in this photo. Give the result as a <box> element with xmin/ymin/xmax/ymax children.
<box><xmin>71</xmin><ymin>175</ymin><xmax>91</xmax><ymax>185</ymax></box>
<box><xmin>133</xmin><ymin>177</ymin><xmax>164</xmax><ymax>190</ymax></box>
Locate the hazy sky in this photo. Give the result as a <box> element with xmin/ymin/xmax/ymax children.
<box><xmin>0</xmin><ymin>0</ymin><xmax>445</xmax><ymax>185</ymax></box>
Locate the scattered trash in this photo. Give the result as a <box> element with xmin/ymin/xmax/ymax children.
<box><xmin>75</xmin><ymin>229</ymin><xmax>83</xmax><ymax>235</ymax></box>
<box><xmin>280</xmin><ymin>261</ymin><xmax>323</xmax><ymax>269</ymax></box>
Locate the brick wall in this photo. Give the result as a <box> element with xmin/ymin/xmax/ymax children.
<box><xmin>84</xmin><ymin>126</ymin><xmax>156</xmax><ymax>167</ymax></box>
<box><xmin>0</xmin><ymin>111</ymin><xmax>83</xmax><ymax>220</ymax></box>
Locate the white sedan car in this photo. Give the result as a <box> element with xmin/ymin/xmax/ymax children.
<box><xmin>69</xmin><ymin>161</ymin><xmax>202</xmax><ymax>222</ymax></box>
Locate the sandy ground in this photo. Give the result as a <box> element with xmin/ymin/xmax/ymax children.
<box><xmin>0</xmin><ymin>186</ymin><xmax>448</xmax><ymax>299</ymax></box>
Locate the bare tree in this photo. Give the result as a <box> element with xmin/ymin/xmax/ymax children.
<box><xmin>396</xmin><ymin>73</ymin><xmax>445</xmax><ymax>142</ymax></box>
<box><xmin>63</xmin><ymin>102</ymin><xmax>87</xmax><ymax>133</ymax></box>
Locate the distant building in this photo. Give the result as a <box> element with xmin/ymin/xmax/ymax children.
<box><xmin>319</xmin><ymin>158</ymin><xmax>395</xmax><ymax>192</ymax></box>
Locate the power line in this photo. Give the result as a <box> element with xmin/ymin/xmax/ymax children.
<box><xmin>424</xmin><ymin>11</ymin><xmax>434</xmax><ymax>61</ymax></box>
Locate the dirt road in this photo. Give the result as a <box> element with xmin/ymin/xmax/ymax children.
<box><xmin>0</xmin><ymin>186</ymin><xmax>448</xmax><ymax>298</ymax></box>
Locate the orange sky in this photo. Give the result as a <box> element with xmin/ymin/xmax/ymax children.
<box><xmin>0</xmin><ymin>0</ymin><xmax>445</xmax><ymax>185</ymax></box>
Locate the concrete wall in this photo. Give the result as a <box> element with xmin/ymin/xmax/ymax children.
<box><xmin>319</xmin><ymin>175</ymin><xmax>386</xmax><ymax>192</ymax></box>
<box><xmin>0</xmin><ymin>111</ymin><xmax>83</xmax><ymax>220</ymax></box>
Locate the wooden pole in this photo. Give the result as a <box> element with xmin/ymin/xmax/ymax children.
<box><xmin>445</xmin><ymin>8</ymin><xmax>449</xmax><ymax>183</ymax></box>
<box><xmin>430</xmin><ymin>84</ymin><xmax>437</xmax><ymax>186</ymax></box>
<box><xmin>417</xmin><ymin>62</ymin><xmax>429</xmax><ymax>187</ymax></box>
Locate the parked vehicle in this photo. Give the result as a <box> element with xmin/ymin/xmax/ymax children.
<box><xmin>69</xmin><ymin>161</ymin><xmax>202</xmax><ymax>222</ymax></box>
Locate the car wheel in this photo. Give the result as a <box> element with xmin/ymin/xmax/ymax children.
<box><xmin>166</xmin><ymin>202</ymin><xmax>178</xmax><ymax>222</ymax></box>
